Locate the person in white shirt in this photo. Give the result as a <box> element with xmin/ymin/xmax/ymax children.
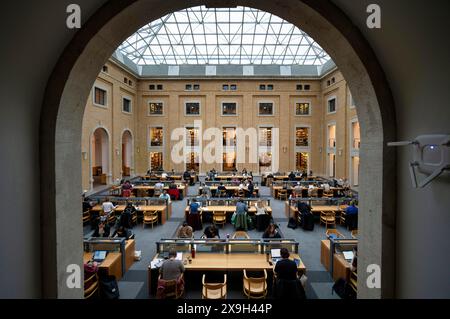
<box><xmin>159</xmin><ymin>190</ymin><xmax>171</xmax><ymax>203</ymax></box>
<box><xmin>154</xmin><ymin>181</ymin><xmax>164</xmax><ymax>195</ymax></box>
<box><xmin>101</xmin><ymin>198</ymin><xmax>117</xmax><ymax>215</ymax></box>
<box><xmin>161</xmin><ymin>172</ymin><xmax>168</xmax><ymax>179</ymax></box>
<box><xmin>294</xmin><ymin>182</ymin><xmax>302</xmax><ymax>196</ymax></box>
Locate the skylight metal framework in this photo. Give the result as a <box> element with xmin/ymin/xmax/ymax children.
<box><xmin>118</xmin><ymin>6</ymin><xmax>330</xmax><ymax>65</ymax></box>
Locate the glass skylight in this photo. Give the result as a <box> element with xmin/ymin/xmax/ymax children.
<box><xmin>118</xmin><ymin>6</ymin><xmax>330</xmax><ymax>65</ymax></box>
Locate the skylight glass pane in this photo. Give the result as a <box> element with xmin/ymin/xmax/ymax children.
<box><xmin>118</xmin><ymin>6</ymin><xmax>330</xmax><ymax>65</ymax></box>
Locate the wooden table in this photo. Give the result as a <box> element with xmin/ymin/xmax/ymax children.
<box><xmin>184</xmin><ymin>205</ymin><xmax>272</xmax><ymax>221</ymax></box>
<box><xmin>198</xmin><ymin>186</ymin><xmax>259</xmax><ymax>196</ymax></box>
<box><xmin>83</xmin><ymin>251</ymin><xmax>122</xmax><ymax>280</ymax></box>
<box><xmin>91</xmin><ymin>205</ymin><xmax>169</xmax><ymax>224</ymax></box>
<box><xmin>125</xmin><ymin>239</ymin><xmax>135</xmax><ymax>272</ymax></box>
<box><xmin>333</xmin><ymin>253</ymin><xmax>351</xmax><ymax>282</ymax></box>
<box><xmin>133</xmin><ymin>185</ymin><xmax>186</xmax><ymax>197</ymax></box>
<box><xmin>147</xmin><ymin>252</ymin><xmax>305</xmax><ymax>295</ymax></box>
<box><xmin>320</xmin><ymin>240</ymin><xmax>331</xmax><ymax>271</ymax></box>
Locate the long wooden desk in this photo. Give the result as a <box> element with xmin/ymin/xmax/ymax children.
<box><xmin>133</xmin><ymin>185</ymin><xmax>186</xmax><ymax>197</ymax></box>
<box><xmin>198</xmin><ymin>186</ymin><xmax>259</xmax><ymax>196</ymax></box>
<box><xmin>147</xmin><ymin>252</ymin><xmax>305</xmax><ymax>295</ymax></box>
<box><xmin>125</xmin><ymin>239</ymin><xmax>136</xmax><ymax>272</ymax></box>
<box><xmin>91</xmin><ymin>205</ymin><xmax>169</xmax><ymax>224</ymax></box>
<box><xmin>83</xmin><ymin>251</ymin><xmax>122</xmax><ymax>280</ymax></box>
<box><xmin>184</xmin><ymin>205</ymin><xmax>272</xmax><ymax>221</ymax></box>
<box><xmin>285</xmin><ymin>204</ymin><xmax>345</xmax><ymax>219</ymax></box>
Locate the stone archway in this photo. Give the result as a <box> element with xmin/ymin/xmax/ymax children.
<box><xmin>40</xmin><ymin>0</ymin><xmax>396</xmax><ymax>298</ymax></box>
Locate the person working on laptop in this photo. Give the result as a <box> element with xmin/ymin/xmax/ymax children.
<box><xmin>93</xmin><ymin>217</ymin><xmax>110</xmax><ymax>238</ymax></box>
<box><xmin>273</xmin><ymin>248</ymin><xmax>305</xmax><ymax>299</ymax></box>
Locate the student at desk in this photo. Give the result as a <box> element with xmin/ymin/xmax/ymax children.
<box><xmin>93</xmin><ymin>218</ymin><xmax>110</xmax><ymax>238</ymax></box>
<box><xmin>203</xmin><ymin>225</ymin><xmax>220</xmax><ymax>238</ymax></box>
<box><xmin>157</xmin><ymin>250</ymin><xmax>185</xmax><ymax>299</ymax></box>
<box><xmin>273</xmin><ymin>248</ymin><xmax>306</xmax><ymax>299</ymax></box>
<box><xmin>262</xmin><ymin>223</ymin><xmax>281</xmax><ymax>239</ymax></box>
<box><xmin>159</xmin><ymin>190</ymin><xmax>171</xmax><ymax>203</ymax></box>
<box><xmin>102</xmin><ymin>198</ymin><xmax>117</xmax><ymax>216</ymax></box>
<box><xmin>345</xmin><ymin>201</ymin><xmax>358</xmax><ymax>230</ymax></box>
<box><xmin>177</xmin><ymin>221</ymin><xmax>193</xmax><ymax>238</ymax></box>
<box><xmin>112</xmin><ymin>225</ymin><xmax>132</xmax><ymax>239</ymax></box>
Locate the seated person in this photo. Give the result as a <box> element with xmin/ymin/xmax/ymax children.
<box><xmin>189</xmin><ymin>199</ymin><xmax>200</xmax><ymax>214</ymax></box>
<box><xmin>273</xmin><ymin>248</ymin><xmax>305</xmax><ymax>299</ymax></box>
<box><xmin>183</xmin><ymin>170</ymin><xmax>191</xmax><ymax>182</ymax></box>
<box><xmin>120</xmin><ymin>201</ymin><xmax>135</xmax><ymax>228</ymax></box>
<box><xmin>167</xmin><ymin>187</ymin><xmax>181</xmax><ymax>200</ymax></box>
<box><xmin>121</xmin><ymin>180</ymin><xmax>133</xmax><ymax>197</ymax></box>
<box><xmin>345</xmin><ymin>201</ymin><xmax>358</xmax><ymax>230</ymax></box>
<box><xmin>203</xmin><ymin>225</ymin><xmax>220</xmax><ymax>238</ymax></box>
<box><xmin>262</xmin><ymin>223</ymin><xmax>282</xmax><ymax>239</ymax></box>
<box><xmin>247</xmin><ymin>180</ymin><xmax>255</xmax><ymax>197</ymax></box>
<box><xmin>93</xmin><ymin>218</ymin><xmax>110</xmax><ymax>237</ymax></box>
<box><xmin>159</xmin><ymin>190</ymin><xmax>171</xmax><ymax>203</ymax></box>
<box><xmin>101</xmin><ymin>198</ymin><xmax>117</xmax><ymax>216</ymax></box>
<box><xmin>112</xmin><ymin>225</ymin><xmax>132</xmax><ymax>239</ymax></box>
<box><xmin>293</xmin><ymin>182</ymin><xmax>302</xmax><ymax>196</ymax></box>
<box><xmin>177</xmin><ymin>221</ymin><xmax>194</xmax><ymax>238</ymax></box>
<box><xmin>288</xmin><ymin>171</ymin><xmax>296</xmax><ymax>181</ymax></box>
<box><xmin>161</xmin><ymin>172</ymin><xmax>168</xmax><ymax>180</ymax></box>
<box><xmin>201</xmin><ymin>183</ymin><xmax>212</xmax><ymax>198</ymax></box>
<box><xmin>217</xmin><ymin>183</ymin><xmax>227</xmax><ymax>196</ymax></box>
<box><xmin>255</xmin><ymin>200</ymin><xmax>267</xmax><ymax>215</ymax></box>
<box><xmin>159</xmin><ymin>249</ymin><xmax>185</xmax><ymax>280</ymax></box>
<box><xmin>154</xmin><ymin>181</ymin><xmax>164</xmax><ymax>195</ymax></box>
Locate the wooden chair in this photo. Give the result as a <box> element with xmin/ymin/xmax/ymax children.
<box><xmin>84</xmin><ymin>273</ymin><xmax>99</xmax><ymax>299</ymax></box>
<box><xmin>351</xmin><ymin>229</ymin><xmax>358</xmax><ymax>239</ymax></box>
<box><xmin>326</xmin><ymin>228</ymin><xmax>343</xmax><ymax>238</ymax></box>
<box><xmin>157</xmin><ymin>273</ymin><xmax>184</xmax><ymax>299</ymax></box>
<box><xmin>243</xmin><ymin>269</ymin><xmax>267</xmax><ymax>299</ymax></box>
<box><xmin>349</xmin><ymin>270</ymin><xmax>357</xmax><ymax>293</ymax></box>
<box><xmin>143</xmin><ymin>210</ymin><xmax>159</xmax><ymax>228</ymax></box>
<box><xmin>232</xmin><ymin>231</ymin><xmax>250</xmax><ymax>239</ymax></box>
<box><xmin>277</xmin><ymin>189</ymin><xmax>288</xmax><ymax>201</ymax></box>
<box><xmin>202</xmin><ymin>274</ymin><xmax>227</xmax><ymax>299</ymax></box>
<box><xmin>107</xmin><ymin>213</ymin><xmax>116</xmax><ymax>225</ymax></box>
<box><xmin>339</xmin><ymin>210</ymin><xmax>347</xmax><ymax>226</ymax></box>
<box><xmin>213</xmin><ymin>211</ymin><xmax>226</xmax><ymax>228</ymax></box>
<box><xmin>131</xmin><ymin>211</ymin><xmax>138</xmax><ymax>226</ymax></box>
<box><xmin>319</xmin><ymin>211</ymin><xmax>336</xmax><ymax>229</ymax></box>
<box><xmin>82</xmin><ymin>210</ymin><xmax>90</xmax><ymax>224</ymax></box>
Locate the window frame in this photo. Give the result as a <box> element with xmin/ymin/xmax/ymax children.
<box><xmin>327</xmin><ymin>96</ymin><xmax>337</xmax><ymax>114</ymax></box>
<box><xmin>294</xmin><ymin>99</ymin><xmax>312</xmax><ymax>117</ymax></box>
<box><xmin>184</xmin><ymin>100</ymin><xmax>201</xmax><ymax>116</ymax></box>
<box><xmin>257</xmin><ymin>101</ymin><xmax>275</xmax><ymax>116</ymax></box>
<box><xmin>92</xmin><ymin>85</ymin><xmax>108</xmax><ymax>108</ymax></box>
<box><xmin>121</xmin><ymin>96</ymin><xmax>132</xmax><ymax>114</ymax></box>
<box><xmin>148</xmin><ymin>100</ymin><xmax>165</xmax><ymax>116</ymax></box>
<box><xmin>221</xmin><ymin>101</ymin><xmax>238</xmax><ymax>116</ymax></box>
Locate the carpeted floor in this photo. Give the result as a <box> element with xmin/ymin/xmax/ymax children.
<box><xmin>84</xmin><ymin>182</ymin><xmax>349</xmax><ymax>299</ymax></box>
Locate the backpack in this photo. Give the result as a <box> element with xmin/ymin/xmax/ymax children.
<box><xmin>332</xmin><ymin>278</ymin><xmax>356</xmax><ymax>299</ymax></box>
<box><xmin>99</xmin><ymin>275</ymin><xmax>120</xmax><ymax>299</ymax></box>
<box><xmin>287</xmin><ymin>217</ymin><xmax>297</xmax><ymax>229</ymax></box>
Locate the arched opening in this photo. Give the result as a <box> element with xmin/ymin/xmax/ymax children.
<box><xmin>121</xmin><ymin>130</ymin><xmax>133</xmax><ymax>177</ymax></box>
<box><xmin>40</xmin><ymin>0</ymin><xmax>396</xmax><ymax>299</ymax></box>
<box><xmin>90</xmin><ymin>127</ymin><xmax>110</xmax><ymax>188</ymax></box>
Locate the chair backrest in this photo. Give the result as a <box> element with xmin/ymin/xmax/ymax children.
<box><xmin>158</xmin><ymin>274</ymin><xmax>183</xmax><ymax>299</ymax></box>
<box><xmin>213</xmin><ymin>211</ymin><xmax>226</xmax><ymax>218</ymax></box>
<box><xmin>232</xmin><ymin>231</ymin><xmax>250</xmax><ymax>239</ymax></box>
<box><xmin>326</xmin><ymin>229</ymin><xmax>343</xmax><ymax>237</ymax></box>
<box><xmin>243</xmin><ymin>269</ymin><xmax>267</xmax><ymax>287</ymax></box>
<box><xmin>144</xmin><ymin>210</ymin><xmax>157</xmax><ymax>218</ymax></box>
<box><xmin>202</xmin><ymin>274</ymin><xmax>227</xmax><ymax>299</ymax></box>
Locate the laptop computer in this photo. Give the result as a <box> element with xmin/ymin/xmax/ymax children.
<box><xmin>93</xmin><ymin>250</ymin><xmax>107</xmax><ymax>262</ymax></box>
<box><xmin>271</xmin><ymin>248</ymin><xmax>281</xmax><ymax>263</ymax></box>
<box><xmin>343</xmin><ymin>251</ymin><xmax>354</xmax><ymax>261</ymax></box>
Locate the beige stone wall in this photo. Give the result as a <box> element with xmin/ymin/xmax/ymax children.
<box><xmin>81</xmin><ymin>61</ymin><xmax>359</xmax><ymax>190</ymax></box>
<box><xmin>81</xmin><ymin>61</ymin><xmax>138</xmax><ymax>190</ymax></box>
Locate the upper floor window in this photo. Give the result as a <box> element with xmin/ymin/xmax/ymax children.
<box><xmin>149</xmin><ymin>102</ymin><xmax>163</xmax><ymax>115</ymax></box>
<box><xmin>258</xmin><ymin>102</ymin><xmax>274</xmax><ymax>116</ymax></box>
<box><xmin>149</xmin><ymin>84</ymin><xmax>155</xmax><ymax>90</ymax></box>
<box><xmin>221</xmin><ymin>102</ymin><xmax>237</xmax><ymax>116</ymax></box>
<box><xmin>122</xmin><ymin>97</ymin><xmax>132</xmax><ymax>113</ymax></box>
<box><xmin>328</xmin><ymin>98</ymin><xmax>337</xmax><ymax>113</ymax></box>
<box><xmin>185</xmin><ymin>102</ymin><xmax>200</xmax><ymax>115</ymax></box>
<box><xmin>102</xmin><ymin>65</ymin><xmax>108</xmax><ymax>73</ymax></box>
<box><xmin>295</xmin><ymin>102</ymin><xmax>310</xmax><ymax>116</ymax></box>
<box><xmin>157</xmin><ymin>84</ymin><xmax>163</xmax><ymax>90</ymax></box>
<box><xmin>259</xmin><ymin>127</ymin><xmax>272</xmax><ymax>147</ymax></box>
<box><xmin>94</xmin><ymin>87</ymin><xmax>107</xmax><ymax>106</ymax></box>
<box><xmin>150</xmin><ymin>127</ymin><xmax>164</xmax><ymax>146</ymax></box>
<box><xmin>296</xmin><ymin>127</ymin><xmax>309</xmax><ymax>147</ymax></box>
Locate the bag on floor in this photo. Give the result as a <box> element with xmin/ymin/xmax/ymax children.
<box><xmin>99</xmin><ymin>275</ymin><xmax>120</xmax><ymax>299</ymax></box>
<box><xmin>287</xmin><ymin>217</ymin><xmax>297</xmax><ymax>229</ymax></box>
<box><xmin>332</xmin><ymin>278</ymin><xmax>355</xmax><ymax>299</ymax></box>
<box><xmin>302</xmin><ymin>213</ymin><xmax>315</xmax><ymax>231</ymax></box>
